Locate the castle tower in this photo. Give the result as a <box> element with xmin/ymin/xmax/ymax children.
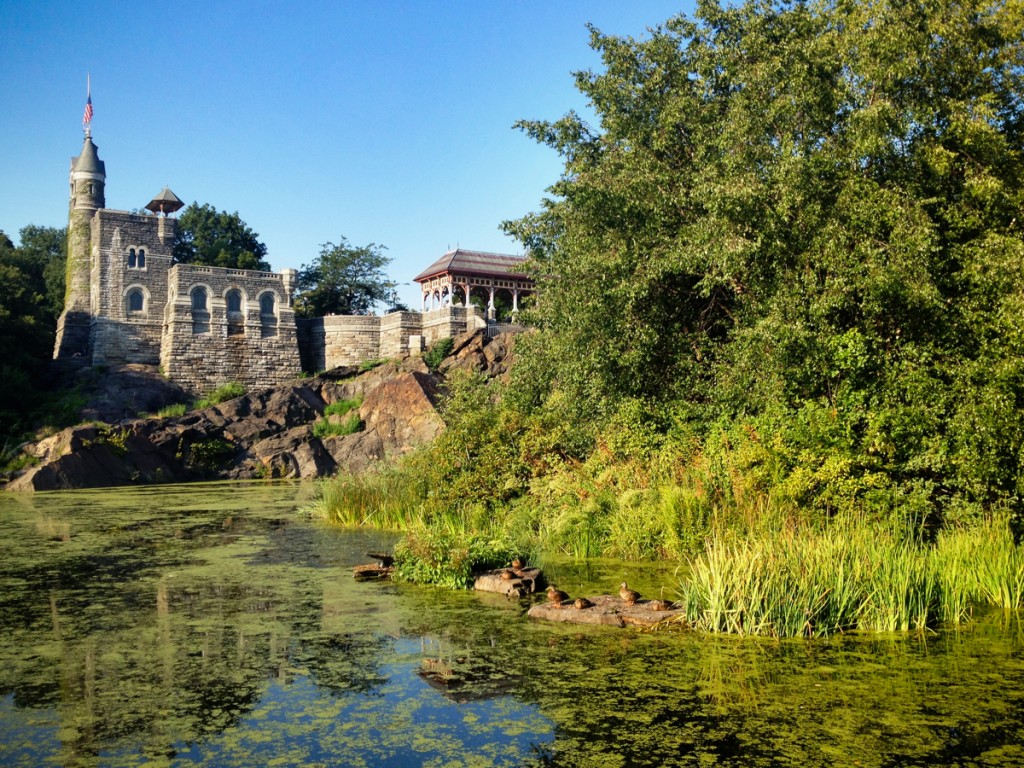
<box><xmin>54</xmin><ymin>132</ymin><xmax>106</xmax><ymax>364</ymax></box>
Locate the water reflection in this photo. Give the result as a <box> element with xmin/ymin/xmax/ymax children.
<box><xmin>1</xmin><ymin>483</ymin><xmax>1023</xmax><ymax>767</ymax></box>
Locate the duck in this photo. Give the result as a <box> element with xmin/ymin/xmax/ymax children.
<box><xmin>500</xmin><ymin>568</ymin><xmax>515</xmax><ymax>581</ymax></box>
<box><xmin>648</xmin><ymin>599</ymin><xmax>674</xmax><ymax>611</ymax></box>
<box><xmin>573</xmin><ymin>597</ymin><xmax>594</xmax><ymax>610</ymax></box>
<box><xmin>619</xmin><ymin>582</ymin><xmax>640</xmax><ymax>606</ymax></box>
<box><xmin>546</xmin><ymin>585</ymin><xmax>570</xmax><ymax>606</ymax></box>
<box><xmin>366</xmin><ymin>552</ymin><xmax>395</xmax><ymax>568</ymax></box>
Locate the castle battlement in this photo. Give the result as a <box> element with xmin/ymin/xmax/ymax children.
<box><xmin>52</xmin><ymin>132</ymin><xmax>491</xmax><ymax>394</ymax></box>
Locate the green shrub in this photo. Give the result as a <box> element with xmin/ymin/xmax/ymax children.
<box><xmin>324</xmin><ymin>397</ymin><xmax>361</xmax><ymax>418</ymax></box>
<box><xmin>423</xmin><ymin>337</ymin><xmax>455</xmax><ymax>371</ymax></box>
<box><xmin>154</xmin><ymin>403</ymin><xmax>187</xmax><ymax>419</ymax></box>
<box><xmin>194</xmin><ymin>382</ymin><xmax>246</xmax><ymax>409</ymax></box>
<box><xmin>393</xmin><ymin>526</ymin><xmax>519</xmax><ymax>589</ymax></box>
<box><xmin>0</xmin><ymin>449</ymin><xmax>38</xmax><ymax>476</ymax></box>
<box><xmin>312</xmin><ymin>411</ymin><xmax>362</xmax><ymax>438</ymax></box>
<box><xmin>179</xmin><ymin>437</ymin><xmax>236</xmax><ymax>472</ymax></box>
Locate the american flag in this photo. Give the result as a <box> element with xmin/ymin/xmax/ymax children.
<box><xmin>82</xmin><ymin>94</ymin><xmax>93</xmax><ymax>128</ymax></box>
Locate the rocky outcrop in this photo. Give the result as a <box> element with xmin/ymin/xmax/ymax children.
<box><xmin>6</xmin><ymin>331</ymin><xmax>518</xmax><ymax>492</ymax></box>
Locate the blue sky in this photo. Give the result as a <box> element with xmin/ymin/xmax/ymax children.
<box><xmin>1</xmin><ymin>1</ymin><xmax>693</xmax><ymax>309</ymax></box>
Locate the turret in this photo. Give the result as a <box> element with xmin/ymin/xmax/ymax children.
<box><xmin>54</xmin><ymin>134</ymin><xmax>107</xmax><ymax>364</ymax></box>
<box><xmin>69</xmin><ymin>135</ymin><xmax>105</xmax><ymax>212</ymax></box>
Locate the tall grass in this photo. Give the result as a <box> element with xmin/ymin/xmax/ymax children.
<box><xmin>311</xmin><ymin>470</ymin><xmax>426</xmax><ymax>529</ymax></box>
<box><xmin>676</xmin><ymin>516</ymin><xmax>1024</xmax><ymax>637</ymax></box>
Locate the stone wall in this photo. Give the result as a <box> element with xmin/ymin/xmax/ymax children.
<box><xmin>380</xmin><ymin>311</ymin><xmax>425</xmax><ymax>359</ymax></box>
<box><xmin>90</xmin><ymin>210</ymin><xmax>175</xmax><ymax>366</ymax></box>
<box><xmin>296</xmin><ymin>306</ymin><xmax>486</xmax><ymax>373</ymax></box>
<box><xmin>160</xmin><ymin>264</ymin><xmax>301</xmax><ymax>393</ymax></box>
<box><xmin>54</xmin><ymin>206</ymin><xmax>493</xmax><ymax>393</ymax></box>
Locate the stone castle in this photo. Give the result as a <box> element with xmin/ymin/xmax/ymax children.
<box><xmin>53</xmin><ymin>132</ymin><xmax>533</xmax><ymax>393</ymax></box>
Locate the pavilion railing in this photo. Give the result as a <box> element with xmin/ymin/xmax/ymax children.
<box><xmin>486</xmin><ymin>322</ymin><xmax>526</xmax><ymax>338</ymax></box>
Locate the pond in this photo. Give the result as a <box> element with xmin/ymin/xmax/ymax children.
<box><xmin>1</xmin><ymin>482</ymin><xmax>1022</xmax><ymax>767</ymax></box>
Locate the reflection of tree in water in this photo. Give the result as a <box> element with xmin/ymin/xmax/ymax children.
<box><xmin>4</xmin><ymin>488</ymin><xmax>1024</xmax><ymax>767</ymax></box>
<box><xmin>0</xmin><ymin>505</ymin><xmax>394</xmax><ymax>766</ymax></box>
<box><xmin>373</xmin><ymin>584</ymin><xmax>1024</xmax><ymax>768</ymax></box>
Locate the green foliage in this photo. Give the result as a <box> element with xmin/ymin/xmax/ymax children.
<box><xmin>312</xmin><ymin>411</ymin><xmax>362</xmax><ymax>438</ymax></box>
<box><xmin>311</xmin><ymin>397</ymin><xmax>363</xmax><ymax>438</ymax></box>
<box><xmin>324</xmin><ymin>398</ymin><xmax>361</xmax><ymax>418</ymax></box>
<box><xmin>193</xmin><ymin>382</ymin><xmax>246</xmax><ymax>410</ymax></box>
<box><xmin>393</xmin><ymin>527</ymin><xmax>519</xmax><ymax>589</ymax></box>
<box><xmin>294</xmin><ymin>237</ymin><xmax>397</xmax><ymax>318</ymax></box>
<box><xmin>422</xmin><ymin>336</ymin><xmax>454</xmax><ymax>372</ymax></box>
<box><xmin>0</xmin><ymin>226</ymin><xmax>69</xmax><ymax>445</ymax></box>
<box><xmin>154</xmin><ymin>403</ymin><xmax>187</xmax><ymax>419</ymax></box>
<box><xmin>95</xmin><ymin>425</ymin><xmax>130</xmax><ymax>456</ymax></box>
<box><xmin>0</xmin><ymin>449</ymin><xmax>37</xmax><ymax>477</ymax></box>
<box><xmin>172</xmin><ymin>203</ymin><xmax>270</xmax><ymax>270</ymax></box>
<box><xmin>180</xmin><ymin>437</ymin><xmax>237</xmax><ymax>472</ymax></box>
<box><xmin>676</xmin><ymin>514</ymin><xmax>1024</xmax><ymax>637</ymax></box>
<box><xmin>498</xmin><ymin>0</ymin><xmax>1024</xmax><ymax>529</ymax></box>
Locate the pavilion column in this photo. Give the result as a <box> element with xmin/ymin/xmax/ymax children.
<box><xmin>487</xmin><ymin>286</ymin><xmax>496</xmax><ymax>321</ymax></box>
<box><xmin>464</xmin><ymin>282</ymin><xmax>471</xmax><ymax>310</ymax></box>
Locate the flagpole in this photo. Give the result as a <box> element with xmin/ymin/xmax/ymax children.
<box><xmin>83</xmin><ymin>73</ymin><xmax>93</xmax><ymax>137</ymax></box>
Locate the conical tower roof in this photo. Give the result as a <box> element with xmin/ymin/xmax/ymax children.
<box><xmin>72</xmin><ymin>135</ymin><xmax>105</xmax><ymax>176</ymax></box>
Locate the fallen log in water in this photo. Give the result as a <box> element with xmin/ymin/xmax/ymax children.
<box><xmin>473</xmin><ymin>567</ymin><xmax>545</xmax><ymax>597</ymax></box>
<box><xmin>353</xmin><ymin>563</ymin><xmax>393</xmax><ymax>581</ymax></box>
<box><xmin>527</xmin><ymin>594</ymin><xmax>682</xmax><ymax>629</ymax></box>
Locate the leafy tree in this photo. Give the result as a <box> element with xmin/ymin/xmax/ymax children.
<box><xmin>14</xmin><ymin>224</ymin><xmax>66</xmax><ymax>319</ymax></box>
<box><xmin>502</xmin><ymin>0</ymin><xmax>1024</xmax><ymax>523</ymax></box>
<box><xmin>172</xmin><ymin>203</ymin><xmax>270</xmax><ymax>270</ymax></box>
<box><xmin>294</xmin><ymin>238</ymin><xmax>396</xmax><ymax>317</ymax></box>
<box><xmin>0</xmin><ymin>227</ymin><xmax>67</xmax><ymax>446</ymax></box>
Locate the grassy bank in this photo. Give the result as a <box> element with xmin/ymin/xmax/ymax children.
<box><xmin>308</xmin><ymin>370</ymin><xmax>1024</xmax><ymax>636</ymax></box>
<box><xmin>311</xmin><ymin>455</ymin><xmax>1024</xmax><ymax>636</ymax></box>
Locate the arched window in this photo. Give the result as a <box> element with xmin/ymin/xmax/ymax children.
<box><xmin>128</xmin><ymin>248</ymin><xmax>137</xmax><ymax>268</ymax></box>
<box><xmin>260</xmin><ymin>293</ymin><xmax>275</xmax><ymax>316</ymax></box>
<box><xmin>127</xmin><ymin>288</ymin><xmax>144</xmax><ymax>313</ymax></box>
<box><xmin>191</xmin><ymin>287</ymin><xmax>210</xmax><ymax>335</ymax></box>
<box><xmin>259</xmin><ymin>293</ymin><xmax>278</xmax><ymax>338</ymax></box>
<box><xmin>226</xmin><ymin>288</ymin><xmax>244</xmax><ymax>336</ymax></box>
<box><xmin>137</xmin><ymin>249</ymin><xmax>145</xmax><ymax>269</ymax></box>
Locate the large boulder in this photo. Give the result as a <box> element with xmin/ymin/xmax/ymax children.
<box><xmin>359</xmin><ymin>371</ymin><xmax>443</xmax><ymax>453</ymax></box>
<box><xmin>249</xmin><ymin>425</ymin><xmax>336</xmax><ymax>479</ymax></box>
<box><xmin>5</xmin><ymin>332</ymin><xmax>518</xmax><ymax>491</ymax></box>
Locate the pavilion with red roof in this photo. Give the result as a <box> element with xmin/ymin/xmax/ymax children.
<box><xmin>413</xmin><ymin>248</ymin><xmax>534</xmax><ymax>320</ymax></box>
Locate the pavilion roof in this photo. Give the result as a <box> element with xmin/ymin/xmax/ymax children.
<box><xmin>413</xmin><ymin>249</ymin><xmax>530</xmax><ymax>282</ymax></box>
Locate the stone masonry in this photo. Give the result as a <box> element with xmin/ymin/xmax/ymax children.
<box><xmin>160</xmin><ymin>264</ymin><xmax>301</xmax><ymax>392</ymax></box>
<box><xmin>53</xmin><ymin>132</ymin><xmax>493</xmax><ymax>394</ymax></box>
<box><xmin>297</xmin><ymin>306</ymin><xmax>486</xmax><ymax>372</ymax></box>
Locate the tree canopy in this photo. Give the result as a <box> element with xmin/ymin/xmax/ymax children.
<box><xmin>172</xmin><ymin>203</ymin><xmax>270</xmax><ymax>271</ymax></box>
<box><xmin>294</xmin><ymin>238</ymin><xmax>397</xmax><ymax>318</ymax></box>
<box><xmin>500</xmin><ymin>0</ymin><xmax>1024</xmax><ymax>524</ymax></box>
<box><xmin>0</xmin><ymin>225</ymin><xmax>67</xmax><ymax>445</ymax></box>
